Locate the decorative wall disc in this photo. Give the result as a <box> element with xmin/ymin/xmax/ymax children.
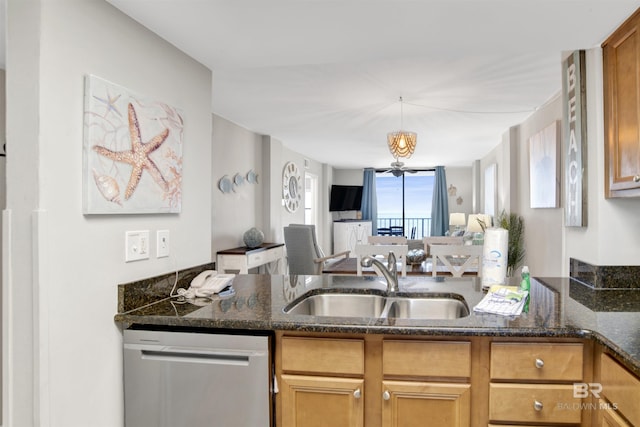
<box><xmin>282</xmin><ymin>161</ymin><xmax>302</xmax><ymax>213</ymax></box>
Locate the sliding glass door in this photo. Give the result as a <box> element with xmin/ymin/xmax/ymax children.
<box><xmin>375</xmin><ymin>170</ymin><xmax>435</xmax><ymax>238</ymax></box>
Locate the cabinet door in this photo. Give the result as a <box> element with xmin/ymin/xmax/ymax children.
<box><xmin>603</xmin><ymin>10</ymin><xmax>640</xmax><ymax>197</ymax></box>
<box><xmin>381</xmin><ymin>380</ymin><xmax>470</xmax><ymax>427</ymax></box>
<box><xmin>280</xmin><ymin>374</ymin><xmax>364</xmax><ymax>427</ymax></box>
<box><xmin>599</xmin><ymin>400</ymin><xmax>631</xmax><ymax>427</ymax></box>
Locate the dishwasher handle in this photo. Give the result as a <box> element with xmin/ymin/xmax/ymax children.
<box><xmin>136</xmin><ymin>347</ymin><xmax>265</xmax><ymax>366</ymax></box>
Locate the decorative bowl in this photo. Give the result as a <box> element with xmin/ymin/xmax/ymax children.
<box><xmin>406</xmin><ymin>249</ymin><xmax>427</xmax><ymax>265</ymax></box>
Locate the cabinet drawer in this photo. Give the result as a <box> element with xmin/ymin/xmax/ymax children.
<box><xmin>383</xmin><ymin>340</ymin><xmax>471</xmax><ymax>378</ymax></box>
<box><xmin>247</xmin><ymin>251</ymin><xmax>267</xmax><ymax>266</ymax></box>
<box><xmin>601</xmin><ymin>354</ymin><xmax>640</xmax><ymax>426</ymax></box>
<box><xmin>489</xmin><ymin>383</ymin><xmax>581</xmax><ymax>424</ymax></box>
<box><xmin>491</xmin><ymin>342</ymin><xmax>583</xmax><ymax>381</ymax></box>
<box><xmin>281</xmin><ymin>336</ymin><xmax>364</xmax><ymax>376</ymax></box>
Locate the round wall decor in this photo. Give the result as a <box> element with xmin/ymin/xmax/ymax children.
<box><xmin>282</xmin><ymin>161</ymin><xmax>302</xmax><ymax>212</ymax></box>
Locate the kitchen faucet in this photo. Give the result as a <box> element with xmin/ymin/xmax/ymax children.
<box><xmin>361</xmin><ymin>251</ymin><xmax>399</xmax><ymax>294</ymax></box>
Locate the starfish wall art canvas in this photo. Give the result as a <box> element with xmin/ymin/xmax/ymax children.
<box><xmin>83</xmin><ymin>75</ymin><xmax>183</xmax><ymax>214</ymax></box>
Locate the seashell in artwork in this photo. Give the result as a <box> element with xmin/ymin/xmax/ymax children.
<box><xmin>92</xmin><ymin>169</ymin><xmax>122</xmax><ymax>205</ymax></box>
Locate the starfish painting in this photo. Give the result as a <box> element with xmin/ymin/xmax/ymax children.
<box><xmin>93</xmin><ymin>103</ymin><xmax>170</xmax><ymax>200</ymax></box>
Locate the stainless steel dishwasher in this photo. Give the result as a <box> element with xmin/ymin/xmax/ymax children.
<box><xmin>124</xmin><ymin>329</ymin><xmax>271</xmax><ymax>427</ymax></box>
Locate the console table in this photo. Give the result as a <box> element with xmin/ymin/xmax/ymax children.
<box><xmin>216</xmin><ymin>243</ymin><xmax>285</xmax><ymax>274</ymax></box>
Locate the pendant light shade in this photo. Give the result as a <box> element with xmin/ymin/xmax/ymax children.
<box><xmin>387</xmin><ymin>96</ymin><xmax>417</xmax><ymax>159</ymax></box>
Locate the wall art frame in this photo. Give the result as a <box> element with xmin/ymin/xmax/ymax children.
<box><xmin>529</xmin><ymin>121</ymin><xmax>560</xmax><ymax>208</ymax></box>
<box><xmin>83</xmin><ymin>75</ymin><xmax>184</xmax><ymax>214</ymax></box>
<box><xmin>562</xmin><ymin>50</ymin><xmax>588</xmax><ymax>227</ymax></box>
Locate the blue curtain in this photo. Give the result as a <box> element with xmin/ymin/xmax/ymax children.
<box><xmin>361</xmin><ymin>168</ymin><xmax>378</xmax><ymax>235</ymax></box>
<box><xmin>430</xmin><ymin>166</ymin><xmax>449</xmax><ymax>236</ymax></box>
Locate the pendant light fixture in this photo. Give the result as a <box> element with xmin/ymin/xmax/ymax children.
<box><xmin>387</xmin><ymin>96</ymin><xmax>417</xmax><ymax>159</ymax></box>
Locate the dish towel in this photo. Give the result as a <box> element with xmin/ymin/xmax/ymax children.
<box><xmin>473</xmin><ymin>285</ymin><xmax>529</xmax><ymax>316</ymax></box>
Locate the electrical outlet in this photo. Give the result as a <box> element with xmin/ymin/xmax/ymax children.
<box><xmin>125</xmin><ymin>230</ymin><xmax>150</xmax><ymax>262</ymax></box>
<box><xmin>157</xmin><ymin>229</ymin><xmax>170</xmax><ymax>258</ymax></box>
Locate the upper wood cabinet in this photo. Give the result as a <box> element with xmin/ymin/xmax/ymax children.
<box><xmin>603</xmin><ymin>8</ymin><xmax>640</xmax><ymax>198</ymax></box>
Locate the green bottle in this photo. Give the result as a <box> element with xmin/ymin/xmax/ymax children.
<box><xmin>521</xmin><ymin>266</ymin><xmax>530</xmax><ymax>313</ymax></box>
<box><xmin>520</xmin><ymin>266</ymin><xmax>530</xmax><ymax>291</ymax></box>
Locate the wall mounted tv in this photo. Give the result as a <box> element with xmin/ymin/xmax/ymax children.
<box><xmin>329</xmin><ymin>185</ymin><xmax>363</xmax><ymax>211</ymax></box>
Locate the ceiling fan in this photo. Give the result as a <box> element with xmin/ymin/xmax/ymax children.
<box><xmin>383</xmin><ymin>159</ymin><xmax>417</xmax><ymax>177</ymax></box>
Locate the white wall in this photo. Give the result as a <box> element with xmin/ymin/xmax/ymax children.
<box><xmin>564</xmin><ymin>47</ymin><xmax>640</xmax><ymax>267</ymax></box>
<box><xmin>483</xmin><ymin>96</ymin><xmax>565</xmax><ymax>276</ymax></box>
<box><xmin>210</xmin><ymin>120</ymin><xmax>334</xmax><ymax>259</ymax></box>
<box><xmin>211</xmin><ymin>114</ymin><xmax>264</xmax><ymax>255</ymax></box>
<box><xmin>5</xmin><ymin>1</ymin><xmax>212</xmax><ymax>426</ymax></box>
<box><xmin>485</xmin><ymin>47</ymin><xmax>640</xmax><ymax>276</ymax></box>
<box><xmin>515</xmin><ymin>95</ymin><xmax>565</xmax><ymax>276</ymax></box>
<box><xmin>445</xmin><ymin>167</ymin><xmax>473</xmax><ymax>217</ymax></box>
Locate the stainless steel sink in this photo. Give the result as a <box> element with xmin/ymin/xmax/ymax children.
<box><xmin>284</xmin><ymin>293</ymin><xmax>386</xmax><ymax>317</ymax></box>
<box><xmin>383</xmin><ymin>297</ymin><xmax>469</xmax><ymax>320</ymax></box>
<box><xmin>283</xmin><ymin>292</ymin><xmax>469</xmax><ymax>320</ymax></box>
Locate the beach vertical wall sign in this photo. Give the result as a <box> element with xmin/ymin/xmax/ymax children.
<box><xmin>562</xmin><ymin>50</ymin><xmax>588</xmax><ymax>227</ymax></box>
<box><xmin>83</xmin><ymin>75</ymin><xmax>183</xmax><ymax>214</ymax></box>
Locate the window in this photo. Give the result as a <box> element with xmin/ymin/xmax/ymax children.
<box><xmin>304</xmin><ymin>173</ymin><xmax>318</xmax><ymax>227</ymax></box>
<box><xmin>375</xmin><ymin>170</ymin><xmax>435</xmax><ymax>238</ymax></box>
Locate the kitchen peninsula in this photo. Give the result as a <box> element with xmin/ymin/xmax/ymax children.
<box><xmin>115</xmin><ymin>266</ymin><xmax>640</xmax><ymax>426</ymax></box>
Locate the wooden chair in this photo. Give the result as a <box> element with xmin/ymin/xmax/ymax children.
<box><xmin>367</xmin><ymin>235</ymin><xmax>408</xmax><ymax>245</ymax></box>
<box><xmin>354</xmin><ymin>244</ymin><xmax>408</xmax><ymax>277</ymax></box>
<box><xmin>422</xmin><ymin>236</ymin><xmax>464</xmax><ymax>257</ymax></box>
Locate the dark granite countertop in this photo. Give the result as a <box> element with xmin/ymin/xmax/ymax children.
<box><xmin>115</xmin><ymin>269</ymin><xmax>640</xmax><ymax>377</ymax></box>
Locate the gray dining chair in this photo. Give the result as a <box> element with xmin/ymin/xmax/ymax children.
<box><xmin>283</xmin><ymin>224</ymin><xmax>350</xmax><ymax>275</ymax></box>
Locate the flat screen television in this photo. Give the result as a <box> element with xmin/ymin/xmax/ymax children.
<box><xmin>329</xmin><ymin>185</ymin><xmax>363</xmax><ymax>211</ymax></box>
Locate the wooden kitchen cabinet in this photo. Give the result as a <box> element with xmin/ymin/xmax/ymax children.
<box><xmin>280</xmin><ymin>375</ymin><xmax>364</xmax><ymax>427</ymax></box>
<box><xmin>381</xmin><ymin>340</ymin><xmax>471</xmax><ymax>427</ymax></box>
<box><xmin>489</xmin><ymin>342</ymin><xmax>585</xmax><ymax>425</ymax></box>
<box><xmin>278</xmin><ymin>335</ymin><xmax>365</xmax><ymax>427</ymax></box>
<box><xmin>599</xmin><ymin>401</ymin><xmax>631</xmax><ymax>427</ymax></box>
<box><xmin>276</xmin><ymin>333</ymin><xmax>594</xmax><ymax>427</ymax></box>
<box><xmin>603</xmin><ymin>8</ymin><xmax>640</xmax><ymax>198</ymax></box>
<box><xmin>276</xmin><ymin>333</ymin><xmax>472</xmax><ymax>427</ymax></box>
<box><xmin>381</xmin><ymin>380</ymin><xmax>470</xmax><ymax>427</ymax></box>
<box><xmin>595</xmin><ymin>353</ymin><xmax>640</xmax><ymax>427</ymax></box>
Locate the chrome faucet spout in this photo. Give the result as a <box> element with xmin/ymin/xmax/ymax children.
<box><xmin>361</xmin><ymin>251</ymin><xmax>399</xmax><ymax>294</ymax></box>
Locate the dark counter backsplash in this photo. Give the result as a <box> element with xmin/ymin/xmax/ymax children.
<box><xmin>117</xmin><ymin>262</ymin><xmax>215</xmax><ymax>313</ymax></box>
<box><xmin>570</xmin><ymin>258</ymin><xmax>640</xmax><ymax>289</ymax></box>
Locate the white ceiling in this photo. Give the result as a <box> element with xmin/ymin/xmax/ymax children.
<box><xmin>105</xmin><ymin>1</ymin><xmax>637</xmax><ymax>168</ymax></box>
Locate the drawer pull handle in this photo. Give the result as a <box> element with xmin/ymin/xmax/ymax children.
<box><xmin>634</xmin><ymin>175</ymin><xmax>640</xmax><ymax>183</ymax></box>
<box><xmin>353</xmin><ymin>388</ymin><xmax>361</xmax><ymax>399</ymax></box>
<box><xmin>534</xmin><ymin>400</ymin><xmax>543</xmax><ymax>411</ymax></box>
<box><xmin>383</xmin><ymin>390</ymin><xmax>391</xmax><ymax>401</ymax></box>
<box><xmin>535</xmin><ymin>358</ymin><xmax>544</xmax><ymax>369</ymax></box>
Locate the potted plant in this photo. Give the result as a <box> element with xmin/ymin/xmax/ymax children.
<box><xmin>496</xmin><ymin>210</ymin><xmax>525</xmax><ymax>277</ymax></box>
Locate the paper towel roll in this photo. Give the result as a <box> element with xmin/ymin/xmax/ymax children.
<box><xmin>481</xmin><ymin>227</ymin><xmax>508</xmax><ymax>289</ymax></box>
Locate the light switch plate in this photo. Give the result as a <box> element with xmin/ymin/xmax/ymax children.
<box><xmin>157</xmin><ymin>229</ymin><xmax>170</xmax><ymax>258</ymax></box>
<box><xmin>125</xmin><ymin>230</ymin><xmax>150</xmax><ymax>262</ymax></box>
